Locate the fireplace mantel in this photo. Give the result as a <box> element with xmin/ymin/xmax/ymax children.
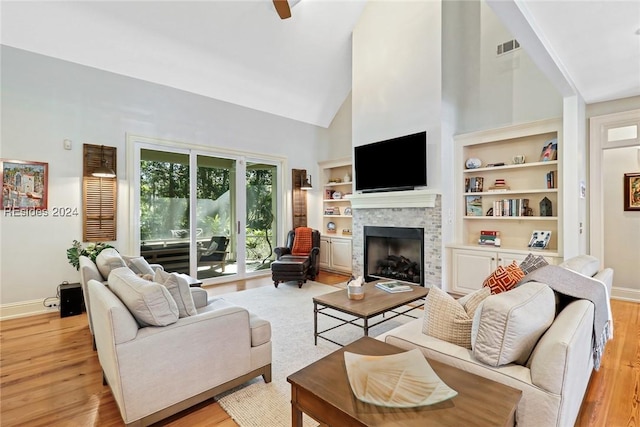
<box><xmin>347</xmin><ymin>189</ymin><xmax>439</xmax><ymax>209</ymax></box>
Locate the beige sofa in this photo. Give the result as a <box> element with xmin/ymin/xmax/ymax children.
<box><xmin>377</xmin><ymin>255</ymin><xmax>613</xmax><ymax>427</ymax></box>
<box><xmin>79</xmin><ymin>253</ymin><xmax>208</xmax><ymax>347</ymax></box>
<box><xmin>87</xmin><ymin>274</ymin><xmax>272</xmax><ymax>426</ymax></box>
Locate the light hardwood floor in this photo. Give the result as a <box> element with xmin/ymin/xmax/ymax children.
<box><xmin>1</xmin><ymin>273</ymin><xmax>638</xmax><ymax>426</ymax></box>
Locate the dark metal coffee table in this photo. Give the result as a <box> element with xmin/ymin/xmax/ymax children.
<box><xmin>312</xmin><ymin>281</ymin><xmax>429</xmax><ymax>346</ymax></box>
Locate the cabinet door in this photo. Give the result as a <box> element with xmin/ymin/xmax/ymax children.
<box><xmin>452</xmin><ymin>249</ymin><xmax>498</xmax><ymax>294</ymax></box>
<box><xmin>498</xmin><ymin>252</ymin><xmax>528</xmax><ymax>267</ymax></box>
<box><xmin>330</xmin><ymin>238</ymin><xmax>352</xmax><ymax>273</ymax></box>
<box><xmin>319</xmin><ymin>237</ymin><xmax>330</xmax><ymax>269</ymax></box>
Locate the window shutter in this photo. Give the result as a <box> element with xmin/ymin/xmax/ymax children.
<box><xmin>83</xmin><ymin>144</ymin><xmax>117</xmax><ymax>241</ymax></box>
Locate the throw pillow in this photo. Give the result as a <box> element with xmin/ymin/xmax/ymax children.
<box><xmin>471</xmin><ymin>281</ymin><xmax>555</xmax><ymax>367</ymax></box>
<box><xmin>108</xmin><ymin>267</ymin><xmax>179</xmax><ymax>327</ymax></box>
<box><xmin>291</xmin><ymin>227</ymin><xmax>313</xmax><ymax>255</ymax></box>
<box><xmin>559</xmin><ymin>255</ymin><xmax>599</xmax><ymax>277</ymax></box>
<box><xmin>458</xmin><ymin>287</ymin><xmax>491</xmax><ymax>317</ymax></box>
<box><xmin>505</xmin><ymin>260</ymin><xmax>525</xmax><ymax>281</ymax></box>
<box><xmin>519</xmin><ymin>253</ymin><xmax>549</xmax><ymax>274</ymax></box>
<box><xmin>95</xmin><ymin>248</ymin><xmax>126</xmax><ymax>279</ymax></box>
<box><xmin>482</xmin><ymin>261</ymin><xmax>524</xmax><ymax>294</ymax></box>
<box><xmin>121</xmin><ymin>255</ymin><xmax>155</xmax><ymax>276</ymax></box>
<box><xmin>422</xmin><ymin>286</ymin><xmax>489</xmax><ymax>349</ymax></box>
<box><xmin>154</xmin><ymin>269</ymin><xmax>197</xmax><ymax>318</ymax></box>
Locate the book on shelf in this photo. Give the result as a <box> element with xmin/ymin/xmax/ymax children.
<box><xmin>478</xmin><ymin>230</ymin><xmax>501</xmax><ymax>246</ymax></box>
<box><xmin>466</xmin><ymin>195</ymin><xmax>483</xmax><ymax>216</ymax></box>
<box><xmin>488</xmin><ymin>178</ymin><xmax>510</xmax><ymax>192</ymax></box>
<box><xmin>375</xmin><ymin>281</ymin><xmax>413</xmax><ymax>293</ymax></box>
<box><xmin>546</xmin><ymin>170</ymin><xmax>557</xmax><ymax>189</ymax></box>
<box><xmin>492</xmin><ymin>199</ymin><xmax>529</xmax><ymax>217</ymax></box>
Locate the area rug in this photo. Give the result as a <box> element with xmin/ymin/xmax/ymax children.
<box><xmin>214</xmin><ymin>281</ymin><xmax>423</xmax><ymax>427</ymax></box>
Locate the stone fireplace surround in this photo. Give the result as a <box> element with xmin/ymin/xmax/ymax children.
<box><xmin>349</xmin><ymin>190</ymin><xmax>442</xmax><ymax>288</ymax></box>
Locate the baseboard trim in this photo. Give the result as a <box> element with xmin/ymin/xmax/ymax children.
<box><xmin>0</xmin><ymin>299</ymin><xmax>59</xmax><ymax>321</ymax></box>
<box><xmin>611</xmin><ymin>286</ymin><xmax>640</xmax><ymax>303</ymax></box>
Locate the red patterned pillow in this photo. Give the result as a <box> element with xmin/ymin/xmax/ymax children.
<box><xmin>505</xmin><ymin>261</ymin><xmax>525</xmax><ymax>281</ymax></box>
<box><xmin>483</xmin><ymin>262</ymin><xmax>523</xmax><ymax>295</ymax></box>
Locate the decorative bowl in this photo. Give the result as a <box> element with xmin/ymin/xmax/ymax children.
<box><xmin>465</xmin><ymin>158</ymin><xmax>482</xmax><ymax>169</ymax></box>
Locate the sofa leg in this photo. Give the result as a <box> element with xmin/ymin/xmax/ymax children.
<box><xmin>262</xmin><ymin>364</ymin><xmax>272</xmax><ymax>383</ymax></box>
<box><xmin>274</xmin><ymin>281</ymin><xmax>279</xmax><ymax>288</ymax></box>
<box><xmin>298</xmin><ymin>281</ymin><xmax>303</xmax><ymax>288</ymax></box>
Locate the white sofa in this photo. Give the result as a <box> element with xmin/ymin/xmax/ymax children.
<box><xmin>87</xmin><ymin>274</ymin><xmax>272</xmax><ymax>426</ymax></box>
<box><xmin>377</xmin><ymin>255</ymin><xmax>613</xmax><ymax>427</ymax></box>
<box><xmin>79</xmin><ymin>253</ymin><xmax>207</xmax><ymax>347</ymax></box>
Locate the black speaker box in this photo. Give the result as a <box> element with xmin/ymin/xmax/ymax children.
<box><xmin>60</xmin><ymin>282</ymin><xmax>83</xmax><ymax>318</ymax></box>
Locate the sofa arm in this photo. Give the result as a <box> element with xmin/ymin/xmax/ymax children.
<box><xmin>150</xmin><ymin>263</ymin><xmax>165</xmax><ymax>272</ymax></box>
<box><xmin>528</xmin><ymin>299</ymin><xmax>594</xmax><ymax>395</ymax></box>
<box><xmin>593</xmin><ymin>268</ymin><xmax>613</xmax><ymax>297</ymax></box>
<box><xmin>190</xmin><ymin>287</ymin><xmax>208</xmax><ymax>308</ymax></box>
<box><xmin>273</xmin><ymin>246</ymin><xmax>291</xmax><ymax>259</ymax></box>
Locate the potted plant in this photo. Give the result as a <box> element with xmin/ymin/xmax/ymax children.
<box><xmin>66</xmin><ymin>240</ymin><xmax>115</xmax><ymax>270</ymax></box>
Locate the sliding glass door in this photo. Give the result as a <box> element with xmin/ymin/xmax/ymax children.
<box><xmin>194</xmin><ymin>154</ymin><xmax>236</xmax><ymax>280</ymax></box>
<box><xmin>245</xmin><ymin>161</ymin><xmax>278</xmax><ymax>273</ymax></box>
<box><xmin>135</xmin><ymin>142</ymin><xmax>281</xmax><ymax>283</ymax></box>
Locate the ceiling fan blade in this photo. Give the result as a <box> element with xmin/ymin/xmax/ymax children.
<box><xmin>273</xmin><ymin>0</ymin><xmax>291</xmax><ymax>19</ymax></box>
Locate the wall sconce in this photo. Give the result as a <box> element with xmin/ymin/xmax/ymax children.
<box><xmin>301</xmin><ymin>174</ymin><xmax>312</xmax><ymax>190</ymax></box>
<box><xmin>92</xmin><ymin>145</ymin><xmax>116</xmax><ymax>178</ymax></box>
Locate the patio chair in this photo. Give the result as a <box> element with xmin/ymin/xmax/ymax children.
<box><xmin>198</xmin><ymin>236</ymin><xmax>230</xmax><ymax>272</ymax></box>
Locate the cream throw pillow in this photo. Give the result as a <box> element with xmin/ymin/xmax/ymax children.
<box><xmin>122</xmin><ymin>255</ymin><xmax>155</xmax><ymax>276</ymax></box>
<box><xmin>154</xmin><ymin>269</ymin><xmax>197</xmax><ymax>318</ymax></box>
<box><xmin>422</xmin><ymin>286</ymin><xmax>490</xmax><ymax>349</ymax></box>
<box><xmin>108</xmin><ymin>267</ymin><xmax>178</xmax><ymax>327</ymax></box>
<box><xmin>471</xmin><ymin>281</ymin><xmax>555</xmax><ymax>367</ymax></box>
<box><xmin>95</xmin><ymin>248</ymin><xmax>126</xmax><ymax>279</ymax></box>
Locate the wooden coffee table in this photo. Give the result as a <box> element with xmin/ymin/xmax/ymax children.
<box><xmin>313</xmin><ymin>281</ymin><xmax>428</xmax><ymax>346</ymax></box>
<box><xmin>287</xmin><ymin>337</ymin><xmax>522</xmax><ymax>427</ymax></box>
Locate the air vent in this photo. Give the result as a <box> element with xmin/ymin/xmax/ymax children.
<box><xmin>497</xmin><ymin>39</ymin><xmax>520</xmax><ymax>56</ymax></box>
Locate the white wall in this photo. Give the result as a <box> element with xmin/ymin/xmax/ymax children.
<box><xmin>352</xmin><ymin>0</ymin><xmax>442</xmax><ymax>190</ymax></box>
<box><xmin>0</xmin><ymin>46</ymin><xmax>327</xmax><ymax>310</ymax></box>
<box><xmin>603</xmin><ymin>146</ymin><xmax>640</xmax><ymax>289</ymax></box>
<box><xmin>447</xmin><ymin>2</ymin><xmax>562</xmax><ymax>133</ymax></box>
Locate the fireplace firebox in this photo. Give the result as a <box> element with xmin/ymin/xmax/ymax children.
<box><xmin>363</xmin><ymin>226</ymin><xmax>424</xmax><ymax>286</ymax></box>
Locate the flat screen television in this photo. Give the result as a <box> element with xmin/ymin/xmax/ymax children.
<box><xmin>354</xmin><ymin>131</ymin><xmax>427</xmax><ymax>193</ymax></box>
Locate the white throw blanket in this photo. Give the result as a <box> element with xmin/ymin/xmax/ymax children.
<box><xmin>519</xmin><ymin>265</ymin><xmax>613</xmax><ymax>370</ymax></box>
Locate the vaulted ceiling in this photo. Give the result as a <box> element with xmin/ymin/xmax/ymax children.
<box><xmin>2</xmin><ymin>1</ymin><xmax>638</xmax><ymax>128</ymax></box>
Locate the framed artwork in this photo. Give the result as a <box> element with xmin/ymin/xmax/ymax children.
<box><xmin>539</xmin><ymin>138</ymin><xmax>558</xmax><ymax>162</ymax></box>
<box><xmin>528</xmin><ymin>230</ymin><xmax>552</xmax><ymax>249</ymax></box>
<box><xmin>1</xmin><ymin>159</ymin><xmax>48</xmax><ymax>210</ymax></box>
<box><xmin>624</xmin><ymin>172</ymin><xmax>640</xmax><ymax>211</ymax></box>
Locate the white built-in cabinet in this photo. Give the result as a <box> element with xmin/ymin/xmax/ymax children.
<box><xmin>448</xmin><ymin>118</ymin><xmax>564</xmax><ymax>295</ymax></box>
<box><xmin>318</xmin><ymin>157</ymin><xmax>352</xmax><ymax>274</ymax></box>
<box><xmin>319</xmin><ymin>236</ymin><xmax>352</xmax><ymax>273</ymax></box>
<box><xmin>450</xmin><ymin>248</ymin><xmax>558</xmax><ymax>294</ymax></box>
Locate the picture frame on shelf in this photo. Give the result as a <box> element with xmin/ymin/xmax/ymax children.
<box><xmin>528</xmin><ymin>230</ymin><xmax>552</xmax><ymax>249</ymax></box>
<box><xmin>539</xmin><ymin>138</ymin><xmax>558</xmax><ymax>162</ymax></box>
<box><xmin>623</xmin><ymin>172</ymin><xmax>640</xmax><ymax>211</ymax></box>
<box><xmin>1</xmin><ymin>159</ymin><xmax>48</xmax><ymax>210</ymax></box>
<box><xmin>465</xmin><ymin>177</ymin><xmax>484</xmax><ymax>193</ymax></box>
<box><xmin>343</xmin><ymin>207</ymin><xmax>352</xmax><ymax>216</ymax></box>
<box><xmin>465</xmin><ymin>195</ymin><xmax>483</xmax><ymax>216</ymax></box>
